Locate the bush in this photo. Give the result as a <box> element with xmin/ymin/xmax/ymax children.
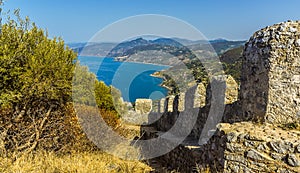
<box><xmin>0</xmin><ymin>13</ymin><xmax>90</xmax><ymax>154</ymax></box>
<box><xmin>0</xmin><ymin>12</ymin><xmax>129</xmax><ymax>155</ymax></box>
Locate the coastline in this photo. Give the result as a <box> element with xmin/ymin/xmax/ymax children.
<box><xmin>114</xmin><ymin>59</ymin><xmax>171</xmax><ymax>68</ymax></box>
<box><xmin>150</xmin><ymin>71</ymin><xmax>173</xmax><ymax>91</ymax></box>
<box><xmin>78</xmin><ymin>55</ymin><xmax>171</xmax><ymax>100</ymax></box>
<box><xmin>78</xmin><ymin>55</ymin><xmax>171</xmax><ymax>68</ymax></box>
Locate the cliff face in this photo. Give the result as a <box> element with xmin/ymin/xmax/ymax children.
<box><xmin>240</xmin><ymin>21</ymin><xmax>300</xmax><ymax>124</ymax></box>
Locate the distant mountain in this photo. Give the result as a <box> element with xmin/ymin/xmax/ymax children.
<box><xmin>69</xmin><ymin>42</ymin><xmax>117</xmax><ymax>57</ymax></box>
<box><xmin>210</xmin><ymin>40</ymin><xmax>245</xmax><ymax>55</ymax></box>
<box><xmin>106</xmin><ymin>38</ymin><xmax>190</xmax><ymax>58</ymax></box>
<box><xmin>171</xmin><ymin>38</ymin><xmax>208</xmax><ymax>46</ymax></box>
<box><xmin>66</xmin><ymin>42</ymin><xmax>88</xmax><ymax>49</ymax></box>
<box><xmin>209</xmin><ymin>38</ymin><xmax>228</xmax><ymax>43</ymax></box>
<box><xmin>68</xmin><ymin>38</ymin><xmax>246</xmax><ymax>58</ymax></box>
<box><xmin>151</xmin><ymin>38</ymin><xmax>184</xmax><ymax>47</ymax></box>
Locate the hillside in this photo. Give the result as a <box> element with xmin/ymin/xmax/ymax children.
<box><xmin>70</xmin><ymin>38</ymin><xmax>245</xmax><ymax>59</ymax></box>
<box><xmin>220</xmin><ymin>46</ymin><xmax>244</xmax><ymax>83</ymax></box>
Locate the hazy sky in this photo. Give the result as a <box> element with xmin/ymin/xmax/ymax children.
<box><xmin>3</xmin><ymin>0</ymin><xmax>300</xmax><ymax>43</ymax></box>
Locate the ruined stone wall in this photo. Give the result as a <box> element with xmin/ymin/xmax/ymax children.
<box><xmin>140</xmin><ymin>75</ymin><xmax>238</xmax><ymax>133</ymax></box>
<box><xmin>240</xmin><ymin>21</ymin><xmax>300</xmax><ymax>124</ymax></box>
<box><xmin>152</xmin><ymin>123</ymin><xmax>300</xmax><ymax>172</ymax></box>
<box><xmin>140</xmin><ymin>21</ymin><xmax>300</xmax><ymax>173</ymax></box>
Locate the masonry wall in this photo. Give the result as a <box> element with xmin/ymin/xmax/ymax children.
<box><xmin>240</xmin><ymin>21</ymin><xmax>300</xmax><ymax>124</ymax></box>
<box><xmin>147</xmin><ymin>123</ymin><xmax>300</xmax><ymax>172</ymax></box>
<box><xmin>141</xmin><ymin>21</ymin><xmax>300</xmax><ymax>173</ymax></box>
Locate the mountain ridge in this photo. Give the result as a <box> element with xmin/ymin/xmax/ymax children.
<box><xmin>69</xmin><ymin>38</ymin><xmax>245</xmax><ymax>59</ymax></box>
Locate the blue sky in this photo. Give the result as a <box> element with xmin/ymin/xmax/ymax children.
<box><xmin>3</xmin><ymin>0</ymin><xmax>300</xmax><ymax>43</ymax></box>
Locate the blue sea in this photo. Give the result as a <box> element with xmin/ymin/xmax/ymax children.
<box><xmin>77</xmin><ymin>56</ymin><xmax>169</xmax><ymax>102</ymax></box>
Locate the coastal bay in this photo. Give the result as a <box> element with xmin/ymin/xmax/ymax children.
<box><xmin>77</xmin><ymin>56</ymin><xmax>170</xmax><ymax>102</ymax></box>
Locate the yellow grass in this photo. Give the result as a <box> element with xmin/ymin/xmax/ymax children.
<box><xmin>0</xmin><ymin>151</ymin><xmax>152</xmax><ymax>173</ymax></box>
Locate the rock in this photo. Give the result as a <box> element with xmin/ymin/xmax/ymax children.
<box><xmin>224</xmin><ymin>75</ymin><xmax>239</xmax><ymax>104</ymax></box>
<box><xmin>194</xmin><ymin>83</ymin><xmax>206</xmax><ymax>108</ymax></box>
<box><xmin>244</xmin><ymin>141</ymin><xmax>256</xmax><ymax>147</ymax></box>
<box><xmin>246</xmin><ymin>149</ymin><xmax>271</xmax><ymax>161</ymax></box>
<box><xmin>269</xmin><ymin>141</ymin><xmax>294</xmax><ymax>153</ymax></box>
<box><xmin>286</xmin><ymin>154</ymin><xmax>300</xmax><ymax>167</ymax></box>
<box><xmin>178</xmin><ymin>93</ymin><xmax>185</xmax><ymax>112</ymax></box>
<box><xmin>226</xmin><ymin>143</ymin><xmax>235</xmax><ymax>153</ymax></box>
<box><xmin>257</xmin><ymin>143</ymin><xmax>268</xmax><ymax>151</ymax></box>
<box><xmin>271</xmin><ymin>153</ymin><xmax>283</xmax><ymax>161</ymax></box>
<box><xmin>295</xmin><ymin>39</ymin><xmax>300</xmax><ymax>47</ymax></box>
<box><xmin>226</xmin><ymin>132</ymin><xmax>237</xmax><ymax>143</ymax></box>
<box><xmin>296</xmin><ymin>144</ymin><xmax>300</xmax><ymax>153</ymax></box>
<box><xmin>289</xmin><ymin>27</ymin><xmax>298</xmax><ymax>33</ymax></box>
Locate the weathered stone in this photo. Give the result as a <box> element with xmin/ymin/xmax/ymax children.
<box><xmin>295</xmin><ymin>39</ymin><xmax>300</xmax><ymax>47</ymax></box>
<box><xmin>271</xmin><ymin>153</ymin><xmax>284</xmax><ymax>161</ymax></box>
<box><xmin>224</xmin><ymin>75</ymin><xmax>239</xmax><ymax>104</ymax></box>
<box><xmin>286</xmin><ymin>154</ymin><xmax>300</xmax><ymax>167</ymax></box>
<box><xmin>226</xmin><ymin>143</ymin><xmax>244</xmax><ymax>153</ymax></box>
<box><xmin>269</xmin><ymin>141</ymin><xmax>294</xmax><ymax>154</ymax></box>
<box><xmin>237</xmin><ymin>133</ymin><xmax>247</xmax><ymax>143</ymax></box>
<box><xmin>167</xmin><ymin>96</ymin><xmax>175</xmax><ymax>112</ymax></box>
<box><xmin>269</xmin><ymin>141</ymin><xmax>285</xmax><ymax>154</ymax></box>
<box><xmin>240</xmin><ymin>21</ymin><xmax>300</xmax><ymax>124</ymax></box>
<box><xmin>226</xmin><ymin>132</ymin><xmax>237</xmax><ymax>143</ymax></box>
<box><xmin>193</xmin><ymin>83</ymin><xmax>206</xmax><ymax>108</ymax></box>
<box><xmin>279</xmin><ymin>168</ymin><xmax>293</xmax><ymax>173</ymax></box>
<box><xmin>246</xmin><ymin>149</ymin><xmax>271</xmax><ymax>161</ymax></box>
<box><xmin>226</xmin><ymin>143</ymin><xmax>234</xmax><ymax>153</ymax></box>
<box><xmin>244</xmin><ymin>141</ymin><xmax>256</xmax><ymax>147</ymax></box>
<box><xmin>159</xmin><ymin>98</ymin><xmax>165</xmax><ymax>113</ymax></box>
<box><xmin>257</xmin><ymin>143</ymin><xmax>268</xmax><ymax>151</ymax></box>
<box><xmin>178</xmin><ymin>93</ymin><xmax>185</xmax><ymax>112</ymax></box>
<box><xmin>140</xmin><ymin>21</ymin><xmax>300</xmax><ymax>173</ymax></box>
<box><xmin>225</xmin><ymin>155</ymin><xmax>247</xmax><ymax>165</ymax></box>
<box><xmin>135</xmin><ymin>99</ymin><xmax>152</xmax><ymax>114</ymax></box>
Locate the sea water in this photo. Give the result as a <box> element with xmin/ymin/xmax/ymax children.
<box><xmin>77</xmin><ymin>56</ymin><xmax>169</xmax><ymax>102</ymax></box>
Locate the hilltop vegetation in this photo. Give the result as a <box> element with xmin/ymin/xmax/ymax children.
<box><xmin>220</xmin><ymin>46</ymin><xmax>244</xmax><ymax>84</ymax></box>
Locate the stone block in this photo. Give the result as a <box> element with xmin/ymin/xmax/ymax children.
<box><xmin>135</xmin><ymin>99</ymin><xmax>152</xmax><ymax>114</ymax></box>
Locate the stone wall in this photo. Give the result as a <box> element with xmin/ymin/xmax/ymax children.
<box><xmin>240</xmin><ymin>21</ymin><xmax>300</xmax><ymax>124</ymax></box>
<box><xmin>140</xmin><ymin>21</ymin><xmax>300</xmax><ymax>173</ymax></box>
<box><xmin>146</xmin><ymin>123</ymin><xmax>300</xmax><ymax>172</ymax></box>
<box><xmin>219</xmin><ymin>123</ymin><xmax>300</xmax><ymax>172</ymax></box>
<box><xmin>140</xmin><ymin>75</ymin><xmax>238</xmax><ymax>133</ymax></box>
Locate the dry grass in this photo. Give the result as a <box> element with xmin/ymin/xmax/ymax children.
<box><xmin>0</xmin><ymin>151</ymin><xmax>152</xmax><ymax>173</ymax></box>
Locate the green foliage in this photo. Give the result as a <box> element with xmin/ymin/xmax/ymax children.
<box><xmin>94</xmin><ymin>80</ymin><xmax>115</xmax><ymax>110</ymax></box>
<box><xmin>0</xmin><ymin>14</ymin><xmax>77</xmax><ymax>108</ymax></box>
<box><xmin>220</xmin><ymin>46</ymin><xmax>244</xmax><ymax>84</ymax></box>
<box><xmin>73</xmin><ymin>63</ymin><xmax>127</xmax><ymax>117</ymax></box>
<box><xmin>72</xmin><ymin>64</ymin><xmax>97</xmax><ymax>106</ymax></box>
<box><xmin>95</xmin><ymin>80</ymin><xmax>127</xmax><ymax>117</ymax></box>
<box><xmin>0</xmin><ymin>10</ymin><xmax>128</xmax><ymax>154</ymax></box>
